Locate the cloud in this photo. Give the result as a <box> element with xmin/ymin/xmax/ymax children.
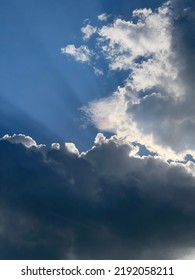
<box><xmin>81</xmin><ymin>24</ymin><xmax>97</xmax><ymax>40</ymax></box>
<box><xmin>64</xmin><ymin>142</ymin><xmax>80</xmax><ymax>156</ymax></box>
<box><xmin>63</xmin><ymin>1</ymin><xmax>195</xmax><ymax>161</ymax></box>
<box><xmin>98</xmin><ymin>13</ymin><xmax>109</xmax><ymax>21</ymax></box>
<box><xmin>93</xmin><ymin>66</ymin><xmax>104</xmax><ymax>76</ymax></box>
<box><xmin>98</xmin><ymin>5</ymin><xmax>172</xmax><ymax>71</ymax></box>
<box><xmin>1</xmin><ymin>134</ymin><xmax>38</xmax><ymax>148</ymax></box>
<box><xmin>61</xmin><ymin>45</ymin><xmax>91</xmax><ymax>62</ymax></box>
<box><xmin>1</xmin><ymin>134</ymin><xmax>195</xmax><ymax>259</ymax></box>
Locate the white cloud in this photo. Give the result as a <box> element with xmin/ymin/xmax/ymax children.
<box><xmin>61</xmin><ymin>44</ymin><xmax>91</xmax><ymax>62</ymax></box>
<box><xmin>98</xmin><ymin>13</ymin><xmax>109</xmax><ymax>21</ymax></box>
<box><xmin>97</xmin><ymin>4</ymin><xmax>174</xmax><ymax>80</ymax></box>
<box><xmin>64</xmin><ymin>142</ymin><xmax>79</xmax><ymax>156</ymax></box>
<box><xmin>81</xmin><ymin>24</ymin><xmax>97</xmax><ymax>40</ymax></box>
<box><xmin>82</xmin><ymin>89</ymin><xmax>128</xmax><ymax>133</ymax></box>
<box><xmin>79</xmin><ymin>2</ymin><xmax>195</xmax><ymax>160</ymax></box>
<box><xmin>93</xmin><ymin>67</ymin><xmax>104</xmax><ymax>76</ymax></box>
<box><xmin>62</xmin><ymin>1</ymin><xmax>195</xmax><ymax>161</ymax></box>
<box><xmin>1</xmin><ymin>134</ymin><xmax>38</xmax><ymax>148</ymax></box>
<box><xmin>51</xmin><ymin>143</ymin><xmax>60</xmax><ymax>150</ymax></box>
<box><xmin>132</xmin><ymin>8</ymin><xmax>153</xmax><ymax>19</ymax></box>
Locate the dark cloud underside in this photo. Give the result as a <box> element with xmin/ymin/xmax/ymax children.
<box><xmin>0</xmin><ymin>138</ymin><xmax>195</xmax><ymax>259</ymax></box>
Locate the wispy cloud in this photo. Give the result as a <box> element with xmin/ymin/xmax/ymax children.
<box><xmin>61</xmin><ymin>44</ymin><xmax>91</xmax><ymax>62</ymax></box>
<box><xmin>98</xmin><ymin>13</ymin><xmax>109</xmax><ymax>21</ymax></box>
<box><xmin>81</xmin><ymin>24</ymin><xmax>97</xmax><ymax>40</ymax></box>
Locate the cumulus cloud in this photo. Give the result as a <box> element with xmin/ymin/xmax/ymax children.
<box><xmin>64</xmin><ymin>142</ymin><xmax>79</xmax><ymax>156</ymax></box>
<box><xmin>1</xmin><ymin>134</ymin><xmax>195</xmax><ymax>259</ymax></box>
<box><xmin>98</xmin><ymin>5</ymin><xmax>172</xmax><ymax>72</ymax></box>
<box><xmin>62</xmin><ymin>1</ymin><xmax>195</xmax><ymax>161</ymax></box>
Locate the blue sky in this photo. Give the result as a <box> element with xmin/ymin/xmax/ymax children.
<box><xmin>0</xmin><ymin>0</ymin><xmax>164</xmax><ymax>151</ymax></box>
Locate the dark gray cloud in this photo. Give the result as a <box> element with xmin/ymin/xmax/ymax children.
<box><xmin>0</xmin><ymin>135</ymin><xmax>195</xmax><ymax>259</ymax></box>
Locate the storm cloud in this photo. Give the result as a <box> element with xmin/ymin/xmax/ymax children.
<box><xmin>0</xmin><ymin>134</ymin><xmax>195</xmax><ymax>259</ymax></box>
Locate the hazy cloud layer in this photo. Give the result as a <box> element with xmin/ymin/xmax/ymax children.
<box><xmin>1</xmin><ymin>134</ymin><xmax>195</xmax><ymax>259</ymax></box>
<box><xmin>62</xmin><ymin>0</ymin><xmax>195</xmax><ymax>160</ymax></box>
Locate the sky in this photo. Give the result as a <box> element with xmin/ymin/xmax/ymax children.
<box><xmin>1</xmin><ymin>0</ymin><xmax>195</xmax><ymax>259</ymax></box>
<box><xmin>0</xmin><ymin>0</ymin><xmax>163</xmax><ymax>151</ymax></box>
